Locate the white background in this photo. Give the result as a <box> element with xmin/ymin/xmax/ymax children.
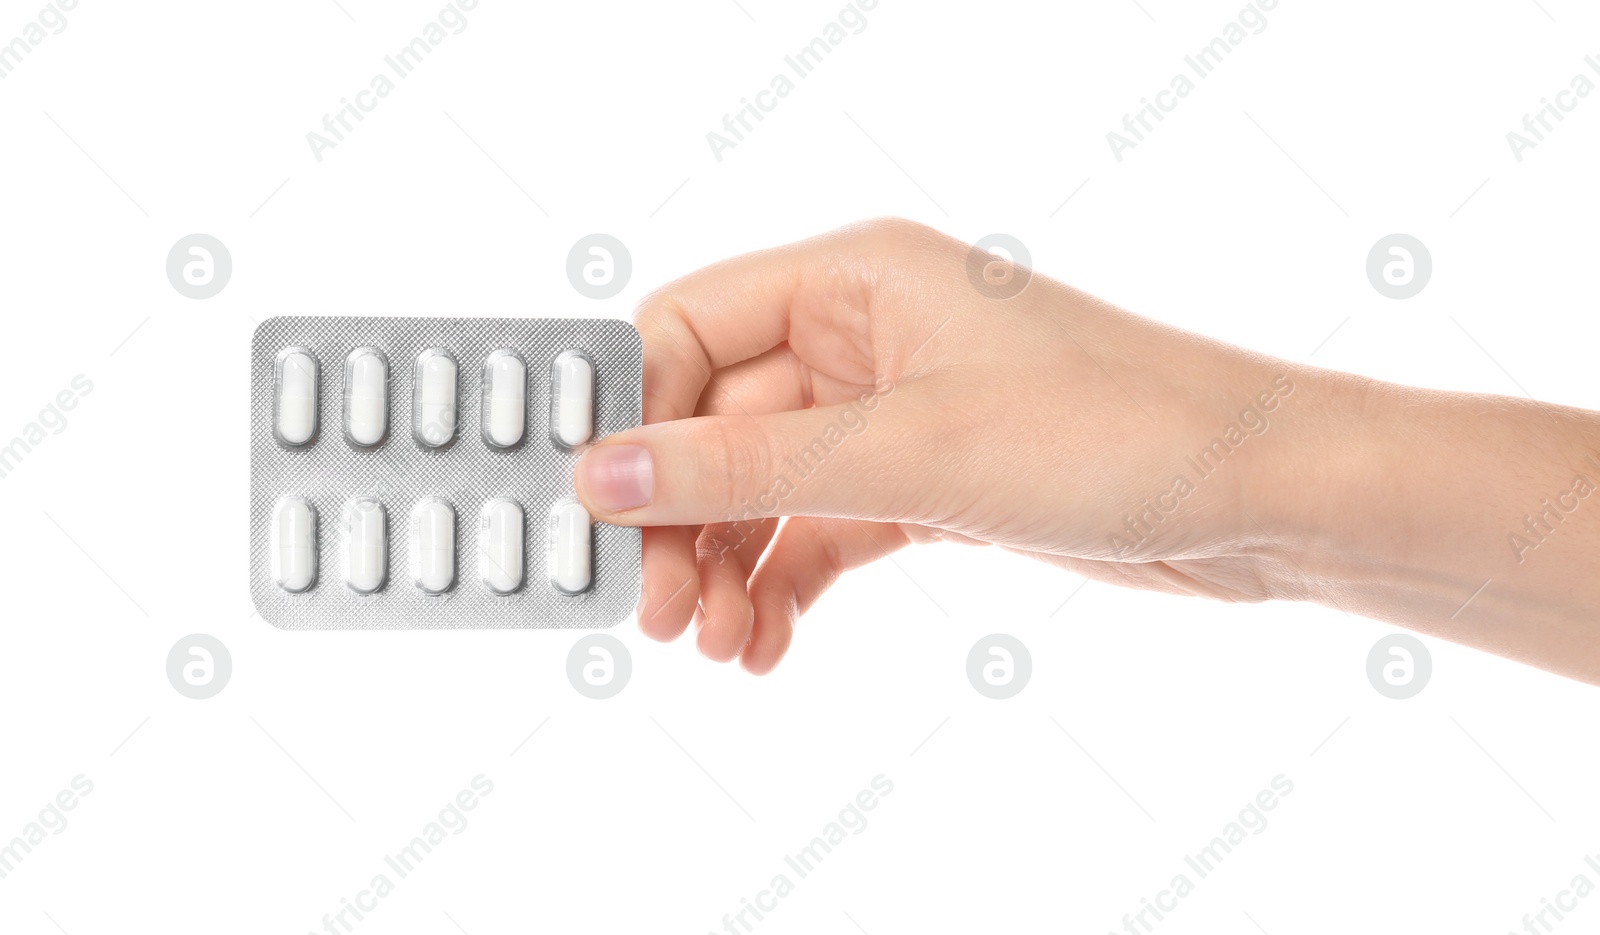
<box><xmin>2</xmin><ymin>1</ymin><xmax>1599</xmax><ymax>932</ymax></box>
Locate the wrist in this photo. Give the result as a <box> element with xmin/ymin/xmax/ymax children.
<box><xmin>1233</xmin><ymin>366</ymin><xmax>1401</xmax><ymax>604</ymax></box>
<box><xmin>1256</xmin><ymin>372</ymin><xmax>1580</xmax><ymax>622</ymax></box>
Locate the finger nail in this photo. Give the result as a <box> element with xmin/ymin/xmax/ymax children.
<box><xmin>580</xmin><ymin>444</ymin><xmax>654</xmax><ymax>512</ymax></box>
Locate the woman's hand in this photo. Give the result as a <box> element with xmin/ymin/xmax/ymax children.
<box><xmin>574</xmin><ymin>219</ymin><xmax>1600</xmax><ymax>683</ymax></box>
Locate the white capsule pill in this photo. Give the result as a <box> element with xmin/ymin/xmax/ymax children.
<box><xmin>551</xmin><ymin>350</ymin><xmax>594</xmax><ymax>449</ymax></box>
<box><xmin>274</xmin><ymin>349</ymin><xmax>318</xmax><ymax>446</ymax></box>
<box><xmin>479</xmin><ymin>499</ymin><xmax>525</xmax><ymax>594</ymax></box>
<box><xmin>410</xmin><ymin>498</ymin><xmax>455</xmax><ymax>594</ymax></box>
<box><xmin>482</xmin><ymin>351</ymin><xmax>527</xmax><ymax>448</ymax></box>
<box><xmin>413</xmin><ymin>349</ymin><xmax>458</xmax><ymax>447</ymax></box>
<box><xmin>272</xmin><ymin>496</ymin><xmax>317</xmax><ymax>592</ymax></box>
<box><xmin>343</xmin><ymin>348</ymin><xmax>388</xmax><ymax>447</ymax></box>
<box><xmin>343</xmin><ymin>498</ymin><xmax>387</xmax><ymax>594</ymax></box>
<box><xmin>548</xmin><ymin>499</ymin><xmax>592</xmax><ymax>594</ymax></box>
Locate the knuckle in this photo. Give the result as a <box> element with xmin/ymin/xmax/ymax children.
<box><xmin>643</xmin><ymin>577</ymin><xmax>698</xmax><ymax>623</ymax></box>
<box><xmin>631</xmin><ymin>285</ymin><xmax>680</xmax><ymax>333</ymax></box>
<box><xmin>810</xmin><ymin>529</ymin><xmax>847</xmax><ymax>589</ymax></box>
<box><xmin>636</xmin><ymin>294</ymin><xmax>697</xmax><ymax>360</ymax></box>
<box><xmin>839</xmin><ymin>218</ymin><xmax>964</xmax><ymax>284</ymax></box>
<box><xmin>695</xmin><ymin>521</ymin><xmax>755</xmax><ymax>566</ymax></box>
<box><xmin>854</xmin><ymin>216</ymin><xmax>931</xmax><ymax>243</ymax></box>
<box><xmin>697</xmin><ymin>419</ymin><xmax>775</xmax><ymax>518</ymax></box>
<box><xmin>848</xmin><ymin>216</ymin><xmax>952</xmax><ymax>255</ymax></box>
<box><xmin>694</xmin><ymin>538</ymin><xmax>731</xmax><ymax>566</ymax></box>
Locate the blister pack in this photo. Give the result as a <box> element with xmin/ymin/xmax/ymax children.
<box><xmin>248</xmin><ymin>316</ymin><xmax>642</xmax><ymax>630</ymax></box>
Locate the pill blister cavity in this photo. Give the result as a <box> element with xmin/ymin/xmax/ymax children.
<box><xmin>410</xmin><ymin>497</ymin><xmax>456</xmax><ymax>594</ymax></box>
<box><xmin>548</xmin><ymin>499</ymin><xmax>592</xmax><ymax>595</ymax></box>
<box><xmin>343</xmin><ymin>497</ymin><xmax>387</xmax><ymax>594</ymax></box>
<box><xmin>343</xmin><ymin>348</ymin><xmax>389</xmax><ymax>447</ymax></box>
<box><xmin>479</xmin><ymin>498</ymin><xmax>525</xmax><ymax>594</ymax></box>
<box><xmin>551</xmin><ymin>350</ymin><xmax>594</xmax><ymax>449</ymax></box>
<box><xmin>274</xmin><ymin>349</ymin><xmax>318</xmax><ymax>446</ymax></box>
<box><xmin>482</xmin><ymin>350</ymin><xmax>527</xmax><ymax>448</ymax></box>
<box><xmin>413</xmin><ymin>349</ymin><xmax>459</xmax><ymax>448</ymax></box>
<box><xmin>272</xmin><ymin>496</ymin><xmax>317</xmax><ymax>592</ymax></box>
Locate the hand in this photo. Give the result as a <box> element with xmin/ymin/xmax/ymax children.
<box><xmin>572</xmin><ymin>219</ymin><xmax>1340</xmax><ymax>672</ymax></box>
<box><xmin>575</xmin><ymin>219</ymin><xmax>1600</xmax><ymax>684</ymax></box>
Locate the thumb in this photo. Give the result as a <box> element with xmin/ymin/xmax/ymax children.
<box><xmin>574</xmin><ymin>401</ymin><xmax>914</xmax><ymax>527</ymax></box>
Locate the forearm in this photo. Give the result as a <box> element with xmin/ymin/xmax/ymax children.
<box><xmin>1257</xmin><ymin>371</ymin><xmax>1600</xmax><ymax>684</ymax></box>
